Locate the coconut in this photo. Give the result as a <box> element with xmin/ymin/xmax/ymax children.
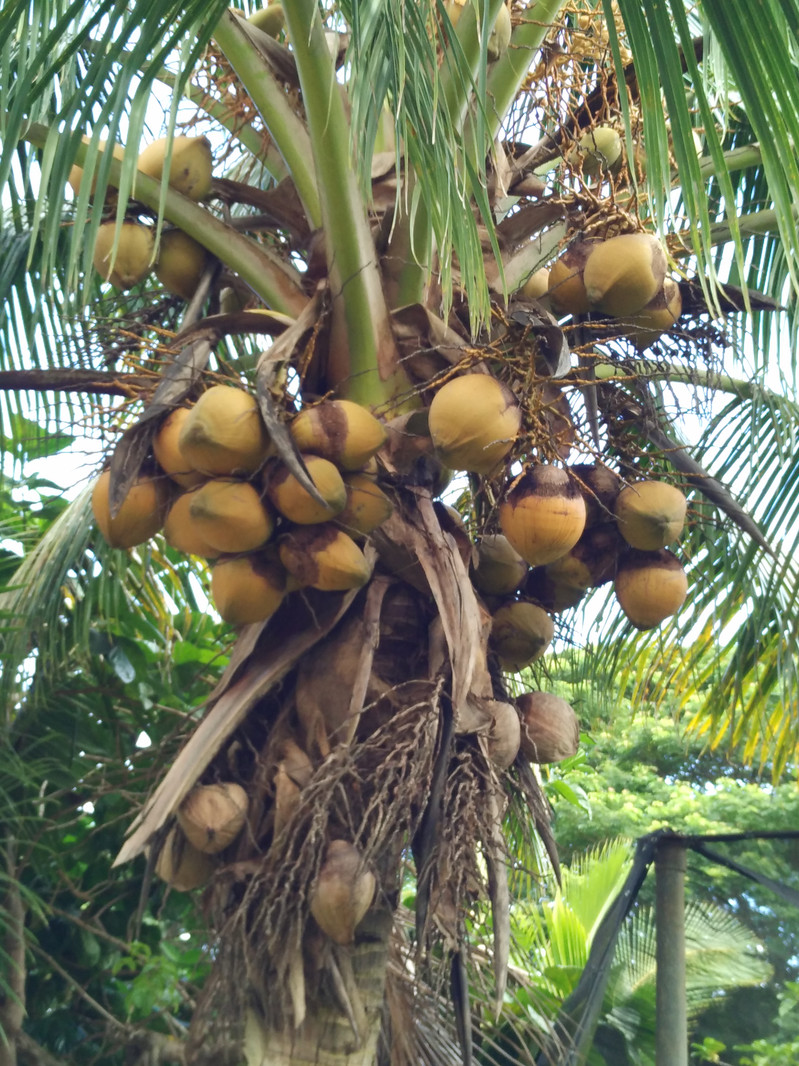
<box><xmin>68</xmin><ymin>138</ymin><xmax>124</xmax><ymax>199</ymax></box>
<box><xmin>519</xmin><ymin>267</ymin><xmax>549</xmax><ymax>301</ymax></box>
<box><xmin>290</xmin><ymin>400</ymin><xmax>387</xmax><ymax>471</ymax></box>
<box><xmin>486</xmin><ymin>699</ymin><xmax>522</xmax><ymax>770</ymax></box>
<box><xmin>155</xmin><ymin>828</ymin><xmax>214</xmax><ymax>891</ymax></box>
<box><xmin>153</xmin><ymin>408</ymin><xmax>205</xmax><ymax>489</ymax></box>
<box><xmin>547</xmin><ymin>241</ymin><xmax>595</xmax><ymax>315</ymax></box>
<box><xmin>614</xmin><ymin>548</ymin><xmax>688</xmax><ymax>630</ymax></box>
<box><xmin>163</xmin><ymin>491</ymin><xmax>220</xmax><ymax>558</ymax></box>
<box><xmin>91</xmin><ymin>470</ymin><xmax>167</xmax><ymax>549</ymax></box>
<box><xmin>487</xmin><ymin>3</ymin><xmax>512</xmax><ymax>61</ymax></box>
<box><xmin>265</xmin><ymin>455</ymin><xmax>347</xmax><ymax>525</ymax></box>
<box><xmin>472</xmin><ymin>534</ymin><xmax>528</xmax><ymax>596</ymax></box>
<box><xmin>279</xmin><ymin>525</ymin><xmax>373</xmax><ymax>592</ymax></box>
<box><xmin>309</xmin><ymin>840</ymin><xmax>376</xmax><ymax>945</ymax></box>
<box><xmin>545</xmin><ymin>523</ymin><xmax>622</xmax><ymax>590</ymax></box>
<box><xmin>614</xmin><ymin>479</ymin><xmax>687</xmax><ymax>550</ymax></box>
<box><xmin>499</xmin><ymin>465</ymin><xmax>587</xmax><ymax>567</ymax></box>
<box><xmin>571</xmin><ymin>463</ymin><xmax>622</xmax><ymax>527</ymax></box>
<box><xmin>583</xmin><ymin>233</ymin><xmax>667</xmax><ymax>318</ymax></box>
<box><xmin>177</xmin><ymin>782</ymin><xmax>248</xmax><ymax>855</ymax></box>
<box><xmin>247</xmin><ymin>2</ymin><xmax>284</xmax><ymax>36</ymax></box>
<box><xmin>136</xmin><ymin>135</ymin><xmax>213</xmax><ymax>201</ymax></box>
<box><xmin>178</xmin><ymin>385</ymin><xmax>271</xmax><ymax>477</ymax></box>
<box><xmin>189</xmin><ymin>479</ymin><xmax>273</xmax><ymax>554</ymax></box>
<box><xmin>92</xmin><ymin>221</ymin><xmax>154</xmax><ymax>289</ymax></box>
<box><xmin>155</xmin><ymin>230</ymin><xmax>210</xmax><ymax>300</ymax></box>
<box><xmin>490</xmin><ymin>600</ymin><xmax>554</xmax><ymax>671</ymax></box>
<box><xmin>517</xmin><ymin>691</ymin><xmax>580</xmax><ymax>763</ymax></box>
<box><xmin>211</xmin><ymin>552</ymin><xmax>287</xmax><ymax>625</ymax></box>
<box><xmin>336</xmin><ymin>473</ymin><xmax>394</xmax><ymax>537</ymax></box>
<box><xmin>568</xmin><ymin>125</ymin><xmax>623</xmax><ymax>177</ymax></box>
<box><xmin>428</xmin><ymin>374</ymin><xmax>521</xmax><ymax>474</ymax></box>
<box><xmin>523</xmin><ymin>568</ymin><xmax>586</xmax><ymax>613</ymax></box>
<box><xmin>623</xmin><ymin>278</ymin><xmax>683</xmax><ymax>350</ymax></box>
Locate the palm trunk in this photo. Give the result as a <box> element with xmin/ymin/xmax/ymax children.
<box><xmin>0</xmin><ymin>841</ymin><xmax>25</xmax><ymax>1066</ymax></box>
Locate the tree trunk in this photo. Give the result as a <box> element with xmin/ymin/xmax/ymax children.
<box><xmin>0</xmin><ymin>841</ymin><xmax>25</xmax><ymax>1066</ymax></box>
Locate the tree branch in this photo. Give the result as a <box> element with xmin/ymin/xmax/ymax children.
<box><xmin>0</xmin><ymin>369</ymin><xmax>151</xmax><ymax>398</ymax></box>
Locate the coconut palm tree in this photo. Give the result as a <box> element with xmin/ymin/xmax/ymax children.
<box><xmin>3</xmin><ymin>0</ymin><xmax>799</xmax><ymax>1063</ymax></box>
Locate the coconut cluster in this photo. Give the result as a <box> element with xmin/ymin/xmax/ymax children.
<box><xmin>91</xmin><ymin>388</ymin><xmax>393</xmax><ymax>627</ymax></box>
<box><xmin>73</xmin><ymin>135</ymin><xmax>214</xmax><ymax>298</ymax></box>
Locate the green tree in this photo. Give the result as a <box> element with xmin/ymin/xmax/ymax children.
<box><xmin>3</xmin><ymin>1</ymin><xmax>799</xmax><ymax>1064</ymax></box>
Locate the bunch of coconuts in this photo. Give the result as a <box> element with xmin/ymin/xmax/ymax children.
<box><xmin>522</xmin><ymin>228</ymin><xmax>683</xmax><ymax>352</ymax></box>
<box><xmin>71</xmin><ymin>134</ymin><xmax>215</xmax><ymax>298</ymax></box>
<box><xmin>91</xmin><ymin>386</ymin><xmax>393</xmax><ymax>626</ymax></box>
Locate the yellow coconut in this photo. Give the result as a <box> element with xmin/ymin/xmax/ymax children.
<box><xmin>136</xmin><ymin>135</ymin><xmax>213</xmax><ymax>201</ymax></box>
<box><xmin>211</xmin><ymin>552</ymin><xmax>287</xmax><ymax>626</ymax></box>
<box><xmin>153</xmin><ymin>408</ymin><xmax>205</xmax><ymax>489</ymax></box>
<box><xmin>92</xmin><ymin>221</ymin><xmax>154</xmax><ymax>289</ymax></box>
<box><xmin>487</xmin><ymin>3</ymin><xmax>512</xmax><ymax>61</ymax></box>
<box><xmin>68</xmin><ymin>138</ymin><xmax>125</xmax><ymax>199</ymax></box>
<box><xmin>519</xmin><ymin>267</ymin><xmax>550</xmax><ymax>301</ymax></box>
<box><xmin>472</xmin><ymin>534</ymin><xmax>529</xmax><ymax>596</ymax></box>
<box><xmin>547</xmin><ymin>241</ymin><xmax>595</xmax><ymax>315</ymax></box>
<box><xmin>489</xmin><ymin>600</ymin><xmax>555</xmax><ymax>671</ymax></box>
<box><xmin>517</xmin><ymin>691</ymin><xmax>580</xmax><ymax>764</ymax></box>
<box><xmin>265</xmin><ymin>455</ymin><xmax>347</xmax><ymax>525</ymax></box>
<box><xmin>583</xmin><ymin>233</ymin><xmax>667</xmax><ymax>318</ymax></box>
<box><xmin>336</xmin><ymin>473</ymin><xmax>394</xmax><ymax>537</ymax></box>
<box><xmin>155</xmin><ymin>230</ymin><xmax>210</xmax><ymax>301</ymax></box>
<box><xmin>614</xmin><ymin>548</ymin><xmax>688</xmax><ymax>630</ymax></box>
<box><xmin>499</xmin><ymin>466</ymin><xmax>587</xmax><ymax>567</ymax></box>
<box><xmin>614</xmin><ymin>479</ymin><xmax>687</xmax><ymax>550</ymax></box>
<box><xmin>247</xmin><ymin>2</ymin><xmax>284</xmax><ymax>35</ymax></box>
<box><xmin>309</xmin><ymin>840</ymin><xmax>376</xmax><ymax>945</ymax></box>
<box><xmin>155</xmin><ymin>828</ymin><xmax>214</xmax><ymax>891</ymax></box>
<box><xmin>189</xmin><ymin>479</ymin><xmax>273</xmax><ymax>554</ymax></box>
<box><xmin>290</xmin><ymin>400</ymin><xmax>387</xmax><ymax>472</ymax></box>
<box><xmin>177</xmin><ymin>782</ymin><xmax>248</xmax><ymax>855</ymax></box>
<box><xmin>178</xmin><ymin>385</ymin><xmax>271</xmax><ymax>477</ymax></box>
<box><xmin>162</xmin><ymin>491</ymin><xmax>220</xmax><ymax>558</ymax></box>
<box><xmin>428</xmin><ymin>373</ymin><xmax>521</xmax><ymax>474</ymax></box>
<box><xmin>278</xmin><ymin>525</ymin><xmax>373</xmax><ymax>592</ymax></box>
<box><xmin>623</xmin><ymin>277</ymin><xmax>682</xmax><ymax>350</ymax></box>
<box><xmin>91</xmin><ymin>470</ymin><xmax>167</xmax><ymax>549</ymax></box>
<box><xmin>545</xmin><ymin>522</ymin><xmax>621</xmax><ymax>590</ymax></box>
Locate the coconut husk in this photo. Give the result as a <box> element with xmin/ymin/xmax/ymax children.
<box><xmin>517</xmin><ymin>692</ymin><xmax>580</xmax><ymax>764</ymax></box>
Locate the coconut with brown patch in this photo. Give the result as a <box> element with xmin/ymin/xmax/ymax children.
<box><xmin>547</xmin><ymin>241</ymin><xmax>595</xmax><ymax>315</ymax></box>
<box><xmin>571</xmin><ymin>463</ymin><xmax>622</xmax><ymax>527</ymax></box>
<box><xmin>265</xmin><ymin>455</ymin><xmax>347</xmax><ymax>525</ymax></box>
<box><xmin>428</xmin><ymin>373</ymin><xmax>521</xmax><ymax>474</ymax></box>
<box><xmin>91</xmin><ymin>470</ymin><xmax>168</xmax><ymax>549</ymax></box>
<box><xmin>499</xmin><ymin>465</ymin><xmax>587</xmax><ymax>567</ymax></box>
<box><xmin>545</xmin><ymin>523</ymin><xmax>622</xmax><ymax>590</ymax></box>
<box><xmin>517</xmin><ymin>691</ymin><xmax>580</xmax><ymax>763</ymax></box>
<box><xmin>583</xmin><ymin>232</ymin><xmax>667</xmax><ymax>318</ymax></box>
<box><xmin>524</xmin><ymin>568</ymin><xmax>586</xmax><ymax>613</ymax></box>
<box><xmin>290</xmin><ymin>400</ymin><xmax>387</xmax><ymax>471</ymax></box>
<box><xmin>177</xmin><ymin>782</ymin><xmax>248</xmax><ymax>855</ymax></box>
<box><xmin>178</xmin><ymin>385</ymin><xmax>271</xmax><ymax>477</ymax></box>
<box><xmin>489</xmin><ymin>600</ymin><xmax>555</xmax><ymax>671</ymax></box>
<box><xmin>278</xmin><ymin>524</ymin><xmax>373</xmax><ymax>591</ymax></box>
<box><xmin>210</xmin><ymin>552</ymin><xmax>287</xmax><ymax>626</ymax></box>
<box><xmin>614</xmin><ymin>479</ymin><xmax>687</xmax><ymax>550</ymax></box>
<box><xmin>336</xmin><ymin>473</ymin><xmax>394</xmax><ymax>537</ymax></box>
<box><xmin>136</xmin><ymin>135</ymin><xmax>213</xmax><ymax>201</ymax></box>
<box><xmin>614</xmin><ymin>548</ymin><xmax>688</xmax><ymax>630</ymax></box>
<box><xmin>309</xmin><ymin>840</ymin><xmax>376</xmax><ymax>945</ymax></box>
<box><xmin>155</xmin><ymin>828</ymin><xmax>214</xmax><ymax>892</ymax></box>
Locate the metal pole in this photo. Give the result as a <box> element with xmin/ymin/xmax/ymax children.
<box><xmin>655</xmin><ymin>836</ymin><xmax>688</xmax><ymax>1066</ymax></box>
